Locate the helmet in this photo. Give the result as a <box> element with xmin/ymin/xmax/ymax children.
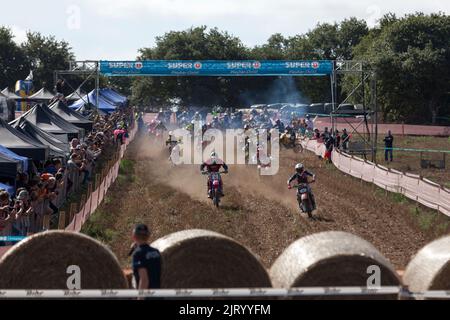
<box><xmin>210</xmin><ymin>151</ymin><xmax>218</xmax><ymax>158</ymax></box>
<box><xmin>295</xmin><ymin>163</ymin><xmax>305</xmax><ymax>172</ymax></box>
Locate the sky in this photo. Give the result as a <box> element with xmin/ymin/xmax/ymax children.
<box><xmin>3</xmin><ymin>0</ymin><xmax>449</xmax><ymax>60</ymax></box>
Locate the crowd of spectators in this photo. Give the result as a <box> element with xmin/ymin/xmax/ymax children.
<box><xmin>0</xmin><ymin>108</ymin><xmax>134</xmax><ymax>243</ymax></box>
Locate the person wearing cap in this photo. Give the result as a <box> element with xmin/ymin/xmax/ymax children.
<box><xmin>130</xmin><ymin>224</ymin><xmax>161</xmax><ymax>296</ymax></box>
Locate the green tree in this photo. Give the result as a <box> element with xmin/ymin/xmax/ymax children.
<box><xmin>22</xmin><ymin>32</ymin><xmax>75</xmax><ymax>91</ymax></box>
<box><xmin>132</xmin><ymin>26</ymin><xmax>250</xmax><ymax>108</ymax></box>
<box><xmin>0</xmin><ymin>27</ymin><xmax>30</xmax><ymax>90</ymax></box>
<box><xmin>350</xmin><ymin>13</ymin><xmax>450</xmax><ymax>124</ymax></box>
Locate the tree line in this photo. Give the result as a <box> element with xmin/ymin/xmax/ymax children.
<box><xmin>1</xmin><ymin>12</ymin><xmax>449</xmax><ymax>124</ymax></box>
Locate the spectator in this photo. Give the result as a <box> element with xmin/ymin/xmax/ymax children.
<box><xmin>314</xmin><ymin>129</ymin><xmax>321</xmax><ymax>140</ymax></box>
<box><xmin>335</xmin><ymin>130</ymin><xmax>341</xmax><ymax>149</ymax></box>
<box><xmin>384</xmin><ymin>131</ymin><xmax>394</xmax><ymax>162</ymax></box>
<box><xmin>305</xmin><ymin>115</ymin><xmax>315</xmax><ymax>132</ymax></box>
<box><xmin>0</xmin><ymin>191</ymin><xmax>12</xmax><ymax>237</ymax></box>
<box><xmin>130</xmin><ymin>224</ymin><xmax>161</xmax><ymax>297</ymax></box>
<box><xmin>341</xmin><ymin>129</ymin><xmax>350</xmax><ymax>151</ymax></box>
<box><xmin>0</xmin><ymin>107</ymin><xmax>135</xmax><ymax>238</ymax></box>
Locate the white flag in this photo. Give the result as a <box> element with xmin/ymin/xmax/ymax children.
<box><xmin>25</xmin><ymin>70</ymin><xmax>33</xmax><ymax>81</ymax></box>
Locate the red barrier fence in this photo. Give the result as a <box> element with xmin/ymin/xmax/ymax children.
<box><xmin>65</xmin><ymin>127</ymin><xmax>137</xmax><ymax>233</ymax></box>
<box><xmin>302</xmin><ymin>139</ymin><xmax>450</xmax><ymax>217</ymax></box>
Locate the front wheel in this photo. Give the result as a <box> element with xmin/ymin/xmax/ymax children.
<box><xmin>303</xmin><ymin>199</ymin><xmax>314</xmax><ymax>219</ymax></box>
<box><xmin>212</xmin><ymin>190</ymin><xmax>220</xmax><ymax>208</ymax></box>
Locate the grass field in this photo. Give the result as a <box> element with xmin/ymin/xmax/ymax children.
<box><xmin>375</xmin><ymin>136</ymin><xmax>450</xmax><ymax>186</ymax></box>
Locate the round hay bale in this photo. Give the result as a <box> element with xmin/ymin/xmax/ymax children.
<box><xmin>403</xmin><ymin>235</ymin><xmax>450</xmax><ymax>299</ymax></box>
<box><xmin>270</xmin><ymin>232</ymin><xmax>401</xmax><ymax>300</ymax></box>
<box><xmin>0</xmin><ymin>231</ymin><xmax>127</xmax><ymax>289</ymax></box>
<box><xmin>151</xmin><ymin>229</ymin><xmax>271</xmax><ymax>288</ymax></box>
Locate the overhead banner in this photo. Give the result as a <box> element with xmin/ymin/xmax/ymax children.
<box><xmin>100</xmin><ymin>60</ymin><xmax>334</xmax><ymax>77</ymax></box>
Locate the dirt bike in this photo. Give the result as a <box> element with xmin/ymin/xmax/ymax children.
<box><xmin>290</xmin><ymin>182</ymin><xmax>316</xmax><ymax>220</ymax></box>
<box><xmin>202</xmin><ymin>171</ymin><xmax>228</xmax><ymax>208</ymax></box>
<box><xmin>280</xmin><ymin>133</ymin><xmax>303</xmax><ymax>153</ymax></box>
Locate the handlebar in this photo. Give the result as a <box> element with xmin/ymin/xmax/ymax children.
<box><xmin>202</xmin><ymin>171</ymin><xmax>228</xmax><ymax>175</ymax></box>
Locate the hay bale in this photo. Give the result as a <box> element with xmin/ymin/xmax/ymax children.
<box><xmin>403</xmin><ymin>235</ymin><xmax>450</xmax><ymax>299</ymax></box>
<box><xmin>270</xmin><ymin>232</ymin><xmax>401</xmax><ymax>300</ymax></box>
<box><xmin>152</xmin><ymin>229</ymin><xmax>271</xmax><ymax>288</ymax></box>
<box><xmin>0</xmin><ymin>231</ymin><xmax>128</xmax><ymax>289</ymax></box>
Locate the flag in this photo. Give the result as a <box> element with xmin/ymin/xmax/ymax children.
<box><xmin>25</xmin><ymin>71</ymin><xmax>33</xmax><ymax>81</ymax></box>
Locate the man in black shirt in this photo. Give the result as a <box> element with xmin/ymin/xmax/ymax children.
<box><xmin>384</xmin><ymin>131</ymin><xmax>394</xmax><ymax>162</ymax></box>
<box><xmin>131</xmin><ymin>224</ymin><xmax>161</xmax><ymax>298</ymax></box>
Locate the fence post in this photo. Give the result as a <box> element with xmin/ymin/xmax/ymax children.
<box><xmin>69</xmin><ymin>203</ymin><xmax>77</xmax><ymax>224</ymax></box>
<box><xmin>42</xmin><ymin>215</ymin><xmax>50</xmax><ymax>231</ymax></box>
<box><xmin>95</xmin><ymin>174</ymin><xmax>101</xmax><ymax>190</ymax></box>
<box><xmin>58</xmin><ymin>211</ymin><xmax>66</xmax><ymax>230</ymax></box>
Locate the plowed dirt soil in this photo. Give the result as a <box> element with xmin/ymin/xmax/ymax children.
<box><xmin>84</xmin><ymin>133</ymin><xmax>450</xmax><ymax>270</ymax></box>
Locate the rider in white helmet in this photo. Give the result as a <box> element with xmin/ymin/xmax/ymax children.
<box><xmin>288</xmin><ymin>163</ymin><xmax>317</xmax><ymax>210</ymax></box>
<box><xmin>200</xmin><ymin>152</ymin><xmax>229</xmax><ymax>198</ymax></box>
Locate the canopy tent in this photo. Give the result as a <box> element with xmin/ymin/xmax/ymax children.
<box><xmin>0</xmin><ymin>92</ymin><xmax>16</xmax><ymax>122</ymax></box>
<box><xmin>69</xmin><ymin>89</ymin><xmax>119</xmax><ymax>113</ymax></box>
<box><xmin>10</xmin><ymin>118</ymin><xmax>69</xmax><ymax>159</ymax></box>
<box><xmin>66</xmin><ymin>89</ymin><xmax>86</xmax><ymax>101</ymax></box>
<box><xmin>0</xmin><ymin>153</ymin><xmax>21</xmax><ymax>180</ymax></box>
<box><xmin>0</xmin><ymin>145</ymin><xmax>28</xmax><ymax>172</ymax></box>
<box><xmin>76</xmin><ymin>103</ymin><xmax>107</xmax><ymax>119</ymax></box>
<box><xmin>0</xmin><ymin>118</ymin><xmax>49</xmax><ymax>161</ymax></box>
<box><xmin>100</xmin><ymin>88</ymin><xmax>128</xmax><ymax>106</ymax></box>
<box><xmin>28</xmin><ymin>88</ymin><xmax>55</xmax><ymax>101</ymax></box>
<box><xmin>1</xmin><ymin>88</ymin><xmax>21</xmax><ymax>100</ymax></box>
<box><xmin>49</xmin><ymin>101</ymin><xmax>93</xmax><ymax>132</ymax></box>
<box><xmin>10</xmin><ymin>104</ymin><xmax>83</xmax><ymax>141</ymax></box>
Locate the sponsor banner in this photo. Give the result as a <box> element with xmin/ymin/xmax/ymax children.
<box><xmin>0</xmin><ymin>287</ymin><xmax>448</xmax><ymax>299</ymax></box>
<box><xmin>100</xmin><ymin>60</ymin><xmax>334</xmax><ymax>77</ymax></box>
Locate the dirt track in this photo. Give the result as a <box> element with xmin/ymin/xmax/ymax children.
<box><xmin>89</xmin><ymin>134</ymin><xmax>445</xmax><ymax>270</ymax></box>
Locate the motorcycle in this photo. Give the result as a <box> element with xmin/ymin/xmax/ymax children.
<box><xmin>202</xmin><ymin>171</ymin><xmax>227</xmax><ymax>208</ymax></box>
<box><xmin>290</xmin><ymin>182</ymin><xmax>316</xmax><ymax>219</ymax></box>
<box><xmin>280</xmin><ymin>133</ymin><xmax>303</xmax><ymax>153</ymax></box>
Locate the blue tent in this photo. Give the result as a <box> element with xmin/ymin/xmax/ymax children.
<box><xmin>100</xmin><ymin>88</ymin><xmax>127</xmax><ymax>106</ymax></box>
<box><xmin>0</xmin><ymin>182</ymin><xmax>15</xmax><ymax>197</ymax></box>
<box><xmin>0</xmin><ymin>145</ymin><xmax>28</xmax><ymax>172</ymax></box>
<box><xmin>69</xmin><ymin>90</ymin><xmax>119</xmax><ymax>113</ymax></box>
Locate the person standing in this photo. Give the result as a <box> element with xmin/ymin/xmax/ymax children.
<box><xmin>384</xmin><ymin>131</ymin><xmax>394</xmax><ymax>162</ymax></box>
<box><xmin>341</xmin><ymin>129</ymin><xmax>350</xmax><ymax>151</ymax></box>
<box><xmin>130</xmin><ymin>224</ymin><xmax>161</xmax><ymax>298</ymax></box>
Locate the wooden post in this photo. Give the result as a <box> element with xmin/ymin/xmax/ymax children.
<box><xmin>70</xmin><ymin>203</ymin><xmax>77</xmax><ymax>223</ymax></box>
<box><xmin>95</xmin><ymin>174</ymin><xmax>101</xmax><ymax>189</ymax></box>
<box><xmin>42</xmin><ymin>215</ymin><xmax>50</xmax><ymax>231</ymax></box>
<box><xmin>58</xmin><ymin>211</ymin><xmax>66</xmax><ymax>230</ymax></box>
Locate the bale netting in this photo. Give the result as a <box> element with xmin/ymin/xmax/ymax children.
<box><xmin>403</xmin><ymin>235</ymin><xmax>450</xmax><ymax>300</ymax></box>
<box><xmin>0</xmin><ymin>231</ymin><xmax>128</xmax><ymax>290</ymax></box>
<box><xmin>270</xmin><ymin>231</ymin><xmax>401</xmax><ymax>300</ymax></box>
<box><xmin>151</xmin><ymin>229</ymin><xmax>271</xmax><ymax>289</ymax></box>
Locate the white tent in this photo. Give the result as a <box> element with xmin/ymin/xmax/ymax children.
<box><xmin>28</xmin><ymin>88</ymin><xmax>55</xmax><ymax>101</ymax></box>
<box><xmin>1</xmin><ymin>87</ymin><xmax>21</xmax><ymax>100</ymax></box>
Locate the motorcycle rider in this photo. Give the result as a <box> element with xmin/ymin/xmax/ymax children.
<box><xmin>287</xmin><ymin>163</ymin><xmax>317</xmax><ymax>212</ymax></box>
<box><xmin>200</xmin><ymin>152</ymin><xmax>229</xmax><ymax>198</ymax></box>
